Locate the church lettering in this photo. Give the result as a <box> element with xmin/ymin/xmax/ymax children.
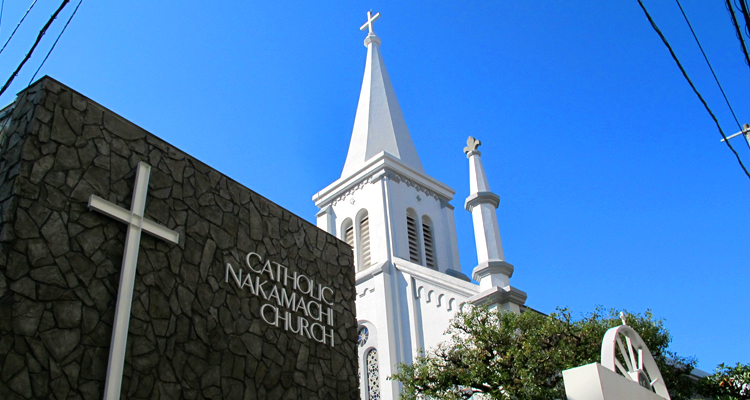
<box><xmin>226</xmin><ymin>253</ymin><xmax>337</xmax><ymax>346</ymax></box>
<box><xmin>245</xmin><ymin>252</ymin><xmax>264</xmax><ymax>273</ymax></box>
<box><xmin>259</xmin><ymin>303</ymin><xmax>335</xmax><ymax>346</ymax></box>
<box><xmin>280</xmin><ymin>287</ymin><xmax>297</xmax><ymax>310</ymax></box>
<box><xmin>267</xmin><ymin>284</ymin><xmax>281</xmax><ymax>305</ymax></box>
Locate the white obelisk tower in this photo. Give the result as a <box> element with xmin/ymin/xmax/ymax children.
<box><xmin>464</xmin><ymin>137</ymin><xmax>526</xmax><ymax>312</ymax></box>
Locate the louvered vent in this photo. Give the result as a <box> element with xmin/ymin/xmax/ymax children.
<box><xmin>423</xmin><ymin>221</ymin><xmax>436</xmax><ymax>269</ymax></box>
<box><xmin>345</xmin><ymin>225</ymin><xmax>354</xmax><ymax>248</ymax></box>
<box><xmin>407</xmin><ymin>214</ymin><xmax>421</xmax><ymax>264</ymax></box>
<box><xmin>344</xmin><ymin>223</ymin><xmax>356</xmax><ymax>269</ymax></box>
<box><xmin>359</xmin><ymin>216</ymin><xmax>371</xmax><ymax>271</ymax></box>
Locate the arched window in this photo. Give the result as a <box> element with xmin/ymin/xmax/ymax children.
<box><xmin>422</xmin><ymin>216</ymin><xmax>436</xmax><ymax>269</ymax></box>
<box><xmin>342</xmin><ymin>219</ymin><xmax>354</xmax><ymax>248</ymax></box>
<box><xmin>358</xmin><ymin>211</ymin><xmax>371</xmax><ymax>272</ymax></box>
<box><xmin>365</xmin><ymin>348</ymin><xmax>380</xmax><ymax>400</ymax></box>
<box><xmin>406</xmin><ymin>209</ymin><xmax>421</xmax><ymax>264</ymax></box>
<box><xmin>358</xmin><ymin>323</ymin><xmax>379</xmax><ymax>400</ymax></box>
<box><xmin>341</xmin><ymin>218</ymin><xmax>355</xmax><ymax>268</ymax></box>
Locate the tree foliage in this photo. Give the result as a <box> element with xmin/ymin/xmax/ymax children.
<box><xmin>390</xmin><ymin>306</ymin><xmax>697</xmax><ymax>400</ymax></box>
<box><xmin>698</xmin><ymin>362</ymin><xmax>750</xmax><ymax>400</ymax></box>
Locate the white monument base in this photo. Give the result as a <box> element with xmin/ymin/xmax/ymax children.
<box><xmin>563</xmin><ymin>363</ymin><xmax>666</xmax><ymax>400</ymax></box>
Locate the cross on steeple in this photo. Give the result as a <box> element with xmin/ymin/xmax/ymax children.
<box><xmin>360</xmin><ymin>11</ymin><xmax>380</xmax><ymax>35</ymax></box>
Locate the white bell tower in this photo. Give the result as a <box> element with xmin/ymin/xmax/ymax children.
<box><xmin>312</xmin><ymin>12</ymin><xmax>525</xmax><ymax>400</ymax></box>
<box><xmin>312</xmin><ymin>12</ymin><xmax>469</xmax><ymax>400</ymax></box>
<box><xmin>312</xmin><ymin>12</ymin><xmax>462</xmax><ymax>277</ymax></box>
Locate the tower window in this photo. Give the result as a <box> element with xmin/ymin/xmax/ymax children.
<box><xmin>366</xmin><ymin>348</ymin><xmax>380</xmax><ymax>399</ymax></box>
<box><xmin>406</xmin><ymin>210</ymin><xmax>421</xmax><ymax>264</ymax></box>
<box><xmin>422</xmin><ymin>217</ymin><xmax>436</xmax><ymax>269</ymax></box>
<box><xmin>342</xmin><ymin>219</ymin><xmax>356</xmax><ymax>269</ymax></box>
<box><xmin>359</xmin><ymin>213</ymin><xmax>371</xmax><ymax>271</ymax></box>
<box><xmin>357</xmin><ymin>326</ymin><xmax>369</xmax><ymax>347</ymax></box>
<box><xmin>345</xmin><ymin>224</ymin><xmax>354</xmax><ymax>249</ymax></box>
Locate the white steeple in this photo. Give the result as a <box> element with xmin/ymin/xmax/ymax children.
<box><xmin>315</xmin><ymin>11</ymin><xmax>461</xmax><ymax>276</ymax></box>
<box><xmin>314</xmin><ymin>15</ymin><xmax>489</xmax><ymax>400</ymax></box>
<box><xmin>464</xmin><ymin>136</ymin><xmax>506</xmax><ymax>267</ymax></box>
<box><xmin>341</xmin><ymin>11</ymin><xmax>425</xmax><ymax>178</ymax></box>
<box><xmin>464</xmin><ymin>136</ymin><xmax>526</xmax><ymax>312</ymax></box>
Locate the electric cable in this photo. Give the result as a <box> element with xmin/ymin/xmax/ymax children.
<box><xmin>0</xmin><ymin>0</ymin><xmax>39</xmax><ymax>56</ymax></box>
<box><xmin>637</xmin><ymin>0</ymin><xmax>750</xmax><ymax>180</ymax></box>
<box><xmin>28</xmin><ymin>0</ymin><xmax>82</xmax><ymax>85</ymax></box>
<box><xmin>0</xmin><ymin>0</ymin><xmax>5</xmax><ymax>35</ymax></box>
<box><xmin>739</xmin><ymin>0</ymin><xmax>750</xmax><ymax>39</ymax></box>
<box><xmin>726</xmin><ymin>0</ymin><xmax>750</xmax><ymax>71</ymax></box>
<box><xmin>0</xmin><ymin>0</ymin><xmax>69</xmax><ymax>98</ymax></box>
<box><xmin>676</xmin><ymin>0</ymin><xmax>743</xmax><ymax>132</ymax></box>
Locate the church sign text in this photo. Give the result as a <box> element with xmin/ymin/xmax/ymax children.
<box><xmin>225</xmin><ymin>252</ymin><xmax>336</xmax><ymax>346</ymax></box>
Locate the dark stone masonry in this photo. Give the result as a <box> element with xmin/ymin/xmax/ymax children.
<box><xmin>0</xmin><ymin>77</ymin><xmax>358</xmax><ymax>399</ymax></box>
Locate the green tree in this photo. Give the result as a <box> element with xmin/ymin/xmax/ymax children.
<box><xmin>390</xmin><ymin>306</ymin><xmax>696</xmax><ymax>400</ymax></box>
<box><xmin>698</xmin><ymin>362</ymin><xmax>750</xmax><ymax>400</ymax></box>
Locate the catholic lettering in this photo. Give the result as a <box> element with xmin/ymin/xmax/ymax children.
<box><xmin>225</xmin><ymin>252</ymin><xmax>337</xmax><ymax>346</ymax></box>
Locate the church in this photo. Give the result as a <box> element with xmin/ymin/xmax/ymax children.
<box><xmin>0</xmin><ymin>10</ymin><xmax>533</xmax><ymax>400</ymax></box>
<box><xmin>312</xmin><ymin>12</ymin><xmax>527</xmax><ymax>400</ymax></box>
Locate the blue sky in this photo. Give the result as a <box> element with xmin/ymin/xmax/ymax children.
<box><xmin>1</xmin><ymin>1</ymin><xmax>747</xmax><ymax>372</ymax></box>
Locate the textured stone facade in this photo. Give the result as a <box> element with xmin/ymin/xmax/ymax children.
<box><xmin>0</xmin><ymin>77</ymin><xmax>358</xmax><ymax>399</ymax></box>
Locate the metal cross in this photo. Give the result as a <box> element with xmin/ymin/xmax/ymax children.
<box><xmin>88</xmin><ymin>161</ymin><xmax>179</xmax><ymax>400</ymax></box>
<box><xmin>360</xmin><ymin>11</ymin><xmax>381</xmax><ymax>35</ymax></box>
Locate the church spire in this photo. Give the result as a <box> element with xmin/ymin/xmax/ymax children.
<box><xmin>464</xmin><ymin>137</ymin><xmax>527</xmax><ymax>312</ymax></box>
<box><xmin>340</xmin><ymin>12</ymin><xmax>425</xmax><ymax>178</ymax></box>
<box><xmin>464</xmin><ymin>137</ymin><xmax>512</xmax><ymax>288</ymax></box>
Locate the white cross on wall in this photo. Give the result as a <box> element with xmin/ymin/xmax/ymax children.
<box><xmin>88</xmin><ymin>161</ymin><xmax>179</xmax><ymax>400</ymax></box>
<box><xmin>360</xmin><ymin>11</ymin><xmax>381</xmax><ymax>35</ymax></box>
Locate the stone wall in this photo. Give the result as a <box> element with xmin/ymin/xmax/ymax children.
<box><xmin>0</xmin><ymin>77</ymin><xmax>358</xmax><ymax>399</ymax></box>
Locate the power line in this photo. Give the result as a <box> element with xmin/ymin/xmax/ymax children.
<box><xmin>0</xmin><ymin>0</ymin><xmax>5</xmax><ymax>35</ymax></box>
<box><xmin>726</xmin><ymin>0</ymin><xmax>750</xmax><ymax>72</ymax></box>
<box><xmin>739</xmin><ymin>0</ymin><xmax>750</xmax><ymax>40</ymax></box>
<box><xmin>637</xmin><ymin>0</ymin><xmax>750</xmax><ymax>180</ymax></box>
<box><xmin>0</xmin><ymin>0</ymin><xmax>39</xmax><ymax>56</ymax></box>
<box><xmin>675</xmin><ymin>0</ymin><xmax>743</xmax><ymax>132</ymax></box>
<box><xmin>727</xmin><ymin>1</ymin><xmax>750</xmax><ymax>149</ymax></box>
<box><xmin>29</xmin><ymin>0</ymin><xmax>82</xmax><ymax>85</ymax></box>
<box><xmin>0</xmin><ymin>0</ymin><xmax>69</xmax><ymax>98</ymax></box>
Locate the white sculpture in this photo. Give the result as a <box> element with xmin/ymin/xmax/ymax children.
<box><xmin>600</xmin><ymin>314</ymin><xmax>670</xmax><ymax>399</ymax></box>
<box><xmin>562</xmin><ymin>314</ymin><xmax>671</xmax><ymax>400</ymax></box>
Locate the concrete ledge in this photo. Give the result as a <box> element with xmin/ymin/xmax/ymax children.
<box><xmin>355</xmin><ymin>260</ymin><xmax>389</xmax><ymax>285</ymax></box>
<box><xmin>464</xmin><ymin>191</ymin><xmax>500</xmax><ymax>211</ymax></box>
<box><xmin>563</xmin><ymin>363</ymin><xmax>669</xmax><ymax>400</ymax></box>
<box><xmin>472</xmin><ymin>260</ymin><xmax>514</xmax><ymax>282</ymax></box>
<box><xmin>467</xmin><ymin>285</ymin><xmax>527</xmax><ymax>308</ymax></box>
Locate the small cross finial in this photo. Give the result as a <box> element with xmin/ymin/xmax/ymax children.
<box><xmin>360</xmin><ymin>11</ymin><xmax>381</xmax><ymax>35</ymax></box>
<box><xmin>619</xmin><ymin>312</ymin><xmax>627</xmax><ymax>326</ymax></box>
